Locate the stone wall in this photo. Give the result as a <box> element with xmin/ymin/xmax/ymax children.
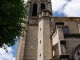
<box><xmin>37</xmin><ymin>17</ymin><xmax>52</xmax><ymax>60</ymax></box>
<box><xmin>37</xmin><ymin>20</ymin><xmax>43</xmax><ymax>60</ymax></box>
<box><xmin>64</xmin><ymin>21</ymin><xmax>79</xmax><ymax>33</ymax></box>
<box><xmin>66</xmin><ymin>39</ymin><xmax>80</xmax><ymax>58</ymax></box>
<box><xmin>23</xmin><ymin>26</ymin><xmax>38</xmax><ymax>60</ymax></box>
<box><xmin>43</xmin><ymin>18</ymin><xmax>52</xmax><ymax>60</ymax></box>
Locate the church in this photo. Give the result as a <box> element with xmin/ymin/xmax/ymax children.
<box><xmin>16</xmin><ymin>0</ymin><xmax>80</xmax><ymax>60</ymax></box>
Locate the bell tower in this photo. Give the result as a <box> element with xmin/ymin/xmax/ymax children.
<box><xmin>16</xmin><ymin>0</ymin><xmax>52</xmax><ymax>60</ymax></box>
<box><xmin>27</xmin><ymin>0</ymin><xmax>52</xmax><ymax>26</ymax></box>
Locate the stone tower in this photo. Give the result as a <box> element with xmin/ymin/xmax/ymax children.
<box><xmin>16</xmin><ymin>0</ymin><xmax>52</xmax><ymax>60</ymax></box>
<box><xmin>16</xmin><ymin>0</ymin><xmax>80</xmax><ymax>60</ymax></box>
<box><xmin>37</xmin><ymin>10</ymin><xmax>52</xmax><ymax>60</ymax></box>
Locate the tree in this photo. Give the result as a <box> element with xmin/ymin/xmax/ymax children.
<box><xmin>0</xmin><ymin>0</ymin><xmax>28</xmax><ymax>48</ymax></box>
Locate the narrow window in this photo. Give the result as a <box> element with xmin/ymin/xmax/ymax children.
<box><xmin>40</xmin><ymin>53</ymin><xmax>41</xmax><ymax>58</ymax></box>
<box><xmin>41</xmin><ymin>3</ymin><xmax>45</xmax><ymax>10</ymax></box>
<box><xmin>63</xmin><ymin>27</ymin><xmax>70</xmax><ymax>34</ymax></box>
<box><xmin>32</xmin><ymin>3</ymin><xmax>37</xmax><ymax>16</ymax></box>
<box><xmin>40</xmin><ymin>28</ymin><xmax>41</xmax><ymax>31</ymax></box>
<box><xmin>40</xmin><ymin>40</ymin><xmax>41</xmax><ymax>44</ymax></box>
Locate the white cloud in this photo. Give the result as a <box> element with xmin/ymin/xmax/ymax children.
<box><xmin>51</xmin><ymin>0</ymin><xmax>80</xmax><ymax>17</ymax></box>
<box><xmin>0</xmin><ymin>47</ymin><xmax>15</xmax><ymax>60</ymax></box>
<box><xmin>63</xmin><ymin>0</ymin><xmax>80</xmax><ymax>17</ymax></box>
<box><xmin>51</xmin><ymin>0</ymin><xmax>67</xmax><ymax>12</ymax></box>
<box><xmin>24</xmin><ymin>0</ymin><xmax>80</xmax><ymax>17</ymax></box>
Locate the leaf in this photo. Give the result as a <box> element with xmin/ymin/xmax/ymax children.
<box><xmin>0</xmin><ymin>0</ymin><xmax>28</xmax><ymax>51</ymax></box>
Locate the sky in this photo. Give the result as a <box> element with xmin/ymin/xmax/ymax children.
<box><xmin>0</xmin><ymin>0</ymin><xmax>80</xmax><ymax>60</ymax></box>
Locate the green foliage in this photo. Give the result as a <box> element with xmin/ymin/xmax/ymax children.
<box><xmin>0</xmin><ymin>0</ymin><xmax>28</xmax><ymax>47</ymax></box>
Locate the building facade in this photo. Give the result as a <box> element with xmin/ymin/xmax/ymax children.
<box><xmin>16</xmin><ymin>0</ymin><xmax>80</xmax><ymax>60</ymax></box>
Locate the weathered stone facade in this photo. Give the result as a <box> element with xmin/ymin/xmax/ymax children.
<box><xmin>16</xmin><ymin>0</ymin><xmax>80</xmax><ymax>60</ymax></box>
<box><xmin>51</xmin><ymin>17</ymin><xmax>80</xmax><ymax>60</ymax></box>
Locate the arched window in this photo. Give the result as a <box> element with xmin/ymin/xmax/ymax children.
<box><xmin>41</xmin><ymin>3</ymin><xmax>45</xmax><ymax>10</ymax></box>
<box><xmin>75</xmin><ymin>47</ymin><xmax>80</xmax><ymax>60</ymax></box>
<box><xmin>63</xmin><ymin>27</ymin><xmax>70</xmax><ymax>34</ymax></box>
<box><xmin>32</xmin><ymin>3</ymin><xmax>37</xmax><ymax>16</ymax></box>
<box><xmin>72</xmin><ymin>44</ymin><xmax>80</xmax><ymax>60</ymax></box>
<box><xmin>77</xmin><ymin>48</ymin><xmax>80</xmax><ymax>56</ymax></box>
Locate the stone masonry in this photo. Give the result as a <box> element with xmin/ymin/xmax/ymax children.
<box><xmin>16</xmin><ymin>0</ymin><xmax>80</xmax><ymax>60</ymax></box>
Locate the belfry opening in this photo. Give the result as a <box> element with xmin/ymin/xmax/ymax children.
<box><xmin>32</xmin><ymin>3</ymin><xmax>37</xmax><ymax>16</ymax></box>
<box><xmin>41</xmin><ymin>3</ymin><xmax>45</xmax><ymax>10</ymax></box>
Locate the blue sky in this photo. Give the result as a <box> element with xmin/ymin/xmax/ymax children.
<box><xmin>0</xmin><ymin>0</ymin><xmax>80</xmax><ymax>60</ymax></box>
